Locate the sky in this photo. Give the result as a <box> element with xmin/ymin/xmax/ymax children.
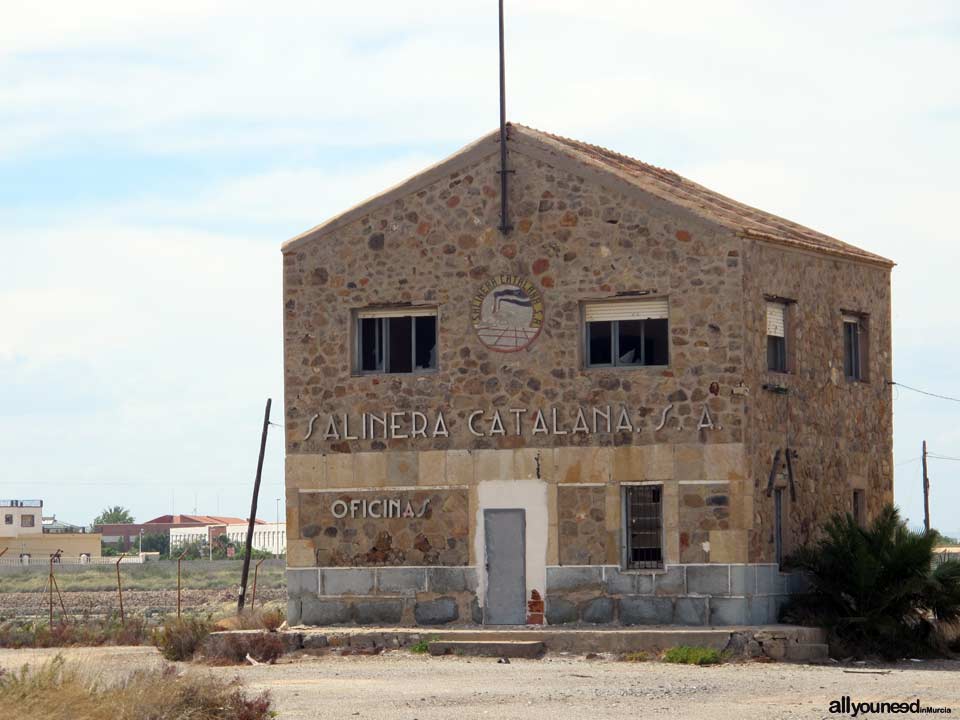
<box><xmin>2</xmin><ymin>1</ymin><xmax>958</xmax><ymax>534</ymax></box>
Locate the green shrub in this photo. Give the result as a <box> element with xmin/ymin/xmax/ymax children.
<box><xmin>621</xmin><ymin>651</ymin><xmax>650</xmax><ymax>662</ymax></box>
<box><xmin>661</xmin><ymin>646</ymin><xmax>722</xmax><ymax>665</ymax></box>
<box><xmin>784</xmin><ymin>505</ymin><xmax>960</xmax><ymax>659</ymax></box>
<box><xmin>152</xmin><ymin>617</ymin><xmax>213</xmax><ymax>661</ymax></box>
<box><xmin>409</xmin><ymin>638</ymin><xmax>431</xmax><ymax>654</ymax></box>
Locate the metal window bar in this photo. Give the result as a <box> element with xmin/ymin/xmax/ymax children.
<box><xmin>625</xmin><ymin>485</ymin><xmax>663</xmax><ymax>569</ymax></box>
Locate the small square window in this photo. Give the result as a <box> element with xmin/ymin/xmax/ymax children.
<box><xmin>21</xmin><ymin>514</ymin><xmax>35</xmax><ymax>528</ymax></box>
<box><xmin>356</xmin><ymin>309</ymin><xmax>437</xmax><ymax>374</ymax></box>
<box><xmin>584</xmin><ymin>299</ymin><xmax>669</xmax><ymax>368</ymax></box>
<box><xmin>3</xmin><ymin>514</ymin><xmax>12</xmax><ymax>525</ymax></box>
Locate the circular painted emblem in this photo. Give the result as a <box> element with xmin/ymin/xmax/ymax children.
<box><xmin>471</xmin><ymin>274</ymin><xmax>545</xmax><ymax>352</ymax></box>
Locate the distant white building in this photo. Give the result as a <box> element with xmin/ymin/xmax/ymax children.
<box><xmin>170</xmin><ymin>521</ymin><xmax>286</xmax><ymax>556</ymax></box>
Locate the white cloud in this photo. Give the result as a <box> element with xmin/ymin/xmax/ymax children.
<box><xmin>2</xmin><ymin>0</ymin><xmax>959</xmax><ymax>526</ymax></box>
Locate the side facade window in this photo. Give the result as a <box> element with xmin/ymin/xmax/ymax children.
<box><xmin>852</xmin><ymin>489</ymin><xmax>866</xmax><ymax>527</ymax></box>
<box><xmin>623</xmin><ymin>485</ymin><xmax>664</xmax><ymax>569</ymax></box>
<box><xmin>766</xmin><ymin>300</ymin><xmax>788</xmax><ymax>373</ymax></box>
<box><xmin>355</xmin><ymin>308</ymin><xmax>437</xmax><ymax>375</ymax></box>
<box><xmin>21</xmin><ymin>514</ymin><xmax>35</xmax><ymax>527</ymax></box>
<box><xmin>843</xmin><ymin>313</ymin><xmax>869</xmax><ymax>381</ymax></box>
<box><xmin>3</xmin><ymin>514</ymin><xmax>11</xmax><ymax>525</ymax></box>
<box><xmin>584</xmin><ymin>298</ymin><xmax>669</xmax><ymax>368</ymax></box>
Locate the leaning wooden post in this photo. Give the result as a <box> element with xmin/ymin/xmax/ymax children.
<box><xmin>238</xmin><ymin>398</ymin><xmax>271</xmax><ymax>613</ymax></box>
<box><xmin>48</xmin><ymin>555</ymin><xmax>54</xmax><ymax>625</ymax></box>
<box><xmin>251</xmin><ymin>558</ymin><xmax>265</xmax><ymax>608</ymax></box>
<box><xmin>115</xmin><ymin>555</ymin><xmax>126</xmax><ymax>626</ymax></box>
<box><xmin>177</xmin><ymin>549</ymin><xmax>187</xmax><ymax>618</ymax></box>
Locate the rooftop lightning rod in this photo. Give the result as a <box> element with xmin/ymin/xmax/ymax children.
<box><xmin>497</xmin><ymin>0</ymin><xmax>513</xmax><ymax>235</ymax></box>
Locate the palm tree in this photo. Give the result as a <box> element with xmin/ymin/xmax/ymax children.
<box><xmin>787</xmin><ymin>505</ymin><xmax>960</xmax><ymax>658</ymax></box>
<box><xmin>92</xmin><ymin>506</ymin><xmax>134</xmax><ymax>526</ymax></box>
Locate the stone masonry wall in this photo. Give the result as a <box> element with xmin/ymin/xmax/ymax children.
<box><xmin>557</xmin><ymin>486</ymin><xmax>606</xmax><ymax>565</ymax></box>
<box><xmin>741</xmin><ymin>242</ymin><xmax>893</xmax><ymax>562</ymax></box>
<box><xmin>299</xmin><ymin>489</ymin><xmax>469</xmax><ymax>567</ymax></box>
<box><xmin>282</xmin><ymin>148</ymin><xmax>747</xmax><ymax>457</ymax></box>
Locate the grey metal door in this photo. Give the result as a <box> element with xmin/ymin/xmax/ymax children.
<box><xmin>483</xmin><ymin>509</ymin><xmax>526</xmax><ymax>625</ymax></box>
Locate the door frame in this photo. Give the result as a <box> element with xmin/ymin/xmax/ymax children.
<box><xmin>482</xmin><ymin>508</ymin><xmax>526</xmax><ymax>625</ymax></box>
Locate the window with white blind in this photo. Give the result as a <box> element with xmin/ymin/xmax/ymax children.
<box><xmin>766</xmin><ymin>301</ymin><xmax>787</xmax><ymax>373</ymax></box>
<box><xmin>355</xmin><ymin>307</ymin><xmax>438</xmax><ymax>374</ymax></box>
<box><xmin>583</xmin><ymin>298</ymin><xmax>669</xmax><ymax>368</ymax></box>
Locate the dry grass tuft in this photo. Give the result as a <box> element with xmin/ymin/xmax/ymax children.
<box><xmin>215</xmin><ymin>607</ymin><xmax>285</xmax><ymax>632</ymax></box>
<box><xmin>0</xmin><ymin>655</ymin><xmax>273</xmax><ymax>720</ymax></box>
<box><xmin>152</xmin><ymin>617</ymin><xmax>213</xmax><ymax>661</ymax></box>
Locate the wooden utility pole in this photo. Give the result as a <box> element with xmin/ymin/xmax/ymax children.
<box><xmin>922</xmin><ymin>440</ymin><xmax>931</xmax><ymax>533</ymax></box>
<box><xmin>238</xmin><ymin>398</ymin><xmax>272</xmax><ymax>612</ymax></box>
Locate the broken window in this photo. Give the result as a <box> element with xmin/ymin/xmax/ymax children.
<box><xmin>766</xmin><ymin>301</ymin><xmax>787</xmax><ymax>373</ymax></box>
<box><xmin>356</xmin><ymin>308</ymin><xmax>437</xmax><ymax>374</ymax></box>
<box><xmin>584</xmin><ymin>299</ymin><xmax>669</xmax><ymax>368</ymax></box>
<box><xmin>624</xmin><ymin>485</ymin><xmax>663</xmax><ymax>569</ymax></box>
<box><xmin>843</xmin><ymin>314</ymin><xmax>865</xmax><ymax>381</ymax></box>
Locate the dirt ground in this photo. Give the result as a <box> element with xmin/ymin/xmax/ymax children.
<box><xmin>2</xmin><ymin>646</ymin><xmax>958</xmax><ymax>719</ymax></box>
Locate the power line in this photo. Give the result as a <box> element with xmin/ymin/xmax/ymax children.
<box><xmin>889</xmin><ymin>381</ymin><xmax>960</xmax><ymax>403</ymax></box>
<box><xmin>895</xmin><ymin>456</ymin><xmax>921</xmax><ymax>467</ymax></box>
<box><xmin>927</xmin><ymin>453</ymin><xmax>960</xmax><ymax>462</ymax></box>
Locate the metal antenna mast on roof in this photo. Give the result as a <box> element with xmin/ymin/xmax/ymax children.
<box><xmin>497</xmin><ymin>0</ymin><xmax>513</xmax><ymax>235</ymax></box>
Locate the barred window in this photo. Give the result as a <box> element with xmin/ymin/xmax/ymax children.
<box><xmin>624</xmin><ymin>485</ymin><xmax>663</xmax><ymax>569</ymax></box>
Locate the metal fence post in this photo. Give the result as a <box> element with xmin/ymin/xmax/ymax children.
<box><xmin>251</xmin><ymin>558</ymin><xmax>265</xmax><ymax>608</ymax></box>
<box><xmin>115</xmin><ymin>554</ymin><xmax>126</xmax><ymax>626</ymax></box>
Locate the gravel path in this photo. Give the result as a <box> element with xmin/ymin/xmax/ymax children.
<box><xmin>2</xmin><ymin>647</ymin><xmax>956</xmax><ymax>719</ymax></box>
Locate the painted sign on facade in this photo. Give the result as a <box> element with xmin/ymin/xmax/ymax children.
<box><xmin>471</xmin><ymin>274</ymin><xmax>544</xmax><ymax>352</ymax></box>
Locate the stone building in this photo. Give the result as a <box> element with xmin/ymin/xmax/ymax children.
<box><xmin>281</xmin><ymin>124</ymin><xmax>893</xmax><ymax>627</ymax></box>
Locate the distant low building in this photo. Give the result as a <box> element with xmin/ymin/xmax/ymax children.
<box><xmin>170</xmin><ymin>521</ymin><xmax>286</xmax><ymax>556</ymax></box>
<box><xmin>97</xmin><ymin>513</ymin><xmax>258</xmax><ymax>552</ymax></box>
<box><xmin>1</xmin><ymin>499</ymin><xmax>100</xmax><ymax>561</ymax></box>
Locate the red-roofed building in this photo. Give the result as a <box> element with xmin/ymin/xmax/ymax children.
<box><xmin>97</xmin><ymin>514</ymin><xmax>264</xmax><ymax>551</ymax></box>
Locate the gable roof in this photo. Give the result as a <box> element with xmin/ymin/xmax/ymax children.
<box><xmin>284</xmin><ymin>124</ymin><xmax>893</xmax><ymax>268</ymax></box>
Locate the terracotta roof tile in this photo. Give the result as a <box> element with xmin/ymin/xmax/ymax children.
<box><xmin>512</xmin><ymin>124</ymin><xmax>893</xmax><ymax>267</ymax></box>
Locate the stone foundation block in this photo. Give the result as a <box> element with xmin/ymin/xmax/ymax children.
<box><xmin>709</xmin><ymin>597</ymin><xmax>749</xmax><ymax>625</ymax></box>
<box><xmin>547</xmin><ymin>566</ymin><xmax>603</xmax><ymax>592</ymax></box>
<box><xmin>603</xmin><ymin>567</ymin><xmax>636</xmax><ymax>595</ymax></box>
<box><xmin>620</xmin><ymin>596</ymin><xmax>673</xmax><ymax>625</ymax></box>
<box><xmin>428</xmin><ymin>567</ymin><xmax>477</xmax><ymax>593</ymax></box>
<box><xmin>545</xmin><ymin>597</ymin><xmax>578</xmax><ymax>625</ymax></box>
<box><xmin>287</xmin><ymin>598</ymin><xmax>302</xmax><ymax>626</ymax></box>
<box><xmin>654</xmin><ymin>566</ymin><xmax>685</xmax><ymax>595</ymax></box>
<box><xmin>580</xmin><ymin>597</ymin><xmax>614</xmax><ymax>624</ymax></box>
<box><xmin>755</xmin><ymin>565</ymin><xmax>785</xmax><ymax>595</ymax></box>
<box><xmin>353</xmin><ymin>599</ymin><xmax>404</xmax><ymax>625</ymax></box>
<box><xmin>673</xmin><ymin>597</ymin><xmax>708</xmax><ymax>625</ymax></box>
<box><xmin>687</xmin><ymin>565</ymin><xmax>730</xmax><ymax>596</ymax></box>
<box><xmin>287</xmin><ymin>569</ymin><xmax>320</xmax><ymax>599</ymax></box>
<box><xmin>635</xmin><ymin>573</ymin><xmax>655</xmax><ymax>594</ymax></box>
<box><xmin>730</xmin><ymin>565</ymin><xmax>756</xmax><ymax>595</ymax></box>
<box><xmin>377</xmin><ymin>567</ymin><xmax>426</xmax><ymax>595</ymax></box>
<box><xmin>322</xmin><ymin>568</ymin><xmax>375</xmax><ymax>596</ymax></box>
<box><xmin>414</xmin><ymin>596</ymin><xmax>459</xmax><ymax>625</ymax></box>
<box><xmin>301</xmin><ymin>597</ymin><xmax>352</xmax><ymax>626</ymax></box>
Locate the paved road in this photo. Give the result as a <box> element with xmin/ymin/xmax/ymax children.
<box><xmin>1</xmin><ymin>647</ymin><xmax>957</xmax><ymax>719</ymax></box>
